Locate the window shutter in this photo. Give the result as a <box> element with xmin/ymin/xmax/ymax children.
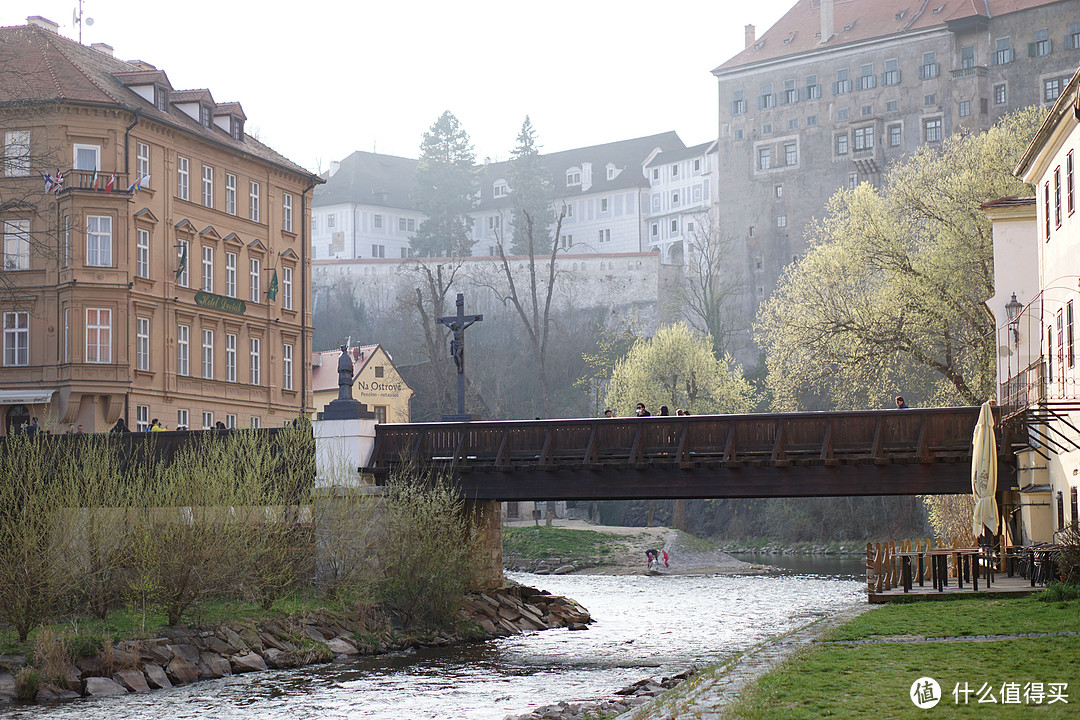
<box><xmin>1028</xmin><ymin>42</ymin><xmax>1037</xmax><ymax>57</ymax></box>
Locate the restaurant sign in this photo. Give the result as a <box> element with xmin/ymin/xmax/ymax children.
<box><xmin>194</xmin><ymin>291</ymin><xmax>246</xmax><ymax>314</ymax></box>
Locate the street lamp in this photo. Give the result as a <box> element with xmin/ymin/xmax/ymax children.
<box><xmin>1005</xmin><ymin>292</ymin><xmax>1023</xmax><ymax>346</ymax></box>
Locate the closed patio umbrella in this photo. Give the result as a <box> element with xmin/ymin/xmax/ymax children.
<box><xmin>971</xmin><ymin>400</ymin><xmax>999</xmax><ymax>539</ymax></box>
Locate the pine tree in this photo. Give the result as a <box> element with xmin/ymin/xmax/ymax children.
<box><xmin>411</xmin><ymin>111</ymin><xmax>478</xmax><ymax>257</ymax></box>
<box><xmin>506</xmin><ymin>116</ymin><xmax>553</xmax><ymax>255</ymax></box>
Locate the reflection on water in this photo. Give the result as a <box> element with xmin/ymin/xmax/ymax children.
<box><xmin>6</xmin><ymin>571</ymin><xmax>864</xmax><ymax>720</ymax></box>
<box><xmin>730</xmin><ymin>552</ymin><xmax>868</xmax><ymax>580</ymax></box>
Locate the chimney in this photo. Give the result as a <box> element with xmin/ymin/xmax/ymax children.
<box><xmin>91</xmin><ymin>43</ymin><xmax>114</xmax><ymax>57</ymax></box>
<box><xmin>820</xmin><ymin>0</ymin><xmax>834</xmax><ymax>44</ymax></box>
<box><xmin>27</xmin><ymin>16</ymin><xmax>59</xmax><ymax>33</ymax></box>
<box><xmin>328</xmin><ymin>160</ymin><xmax>340</xmax><ymax>178</ymax></box>
<box><xmin>745</xmin><ymin>24</ymin><xmax>756</xmax><ymax>49</ymax></box>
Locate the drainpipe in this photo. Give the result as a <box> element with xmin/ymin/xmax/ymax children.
<box><xmin>123</xmin><ymin>108</ymin><xmax>140</xmax><ymax>177</ymax></box>
<box><xmin>122</xmin><ymin>108</ymin><xmax>140</xmax><ymax>427</ymax></box>
<box><xmin>301</xmin><ymin>176</ymin><xmax>319</xmax><ymax>414</ymax></box>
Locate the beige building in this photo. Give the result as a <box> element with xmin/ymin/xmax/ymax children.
<box><xmin>311</xmin><ymin>345</ymin><xmax>413</xmax><ymax>423</ymax></box>
<box><xmin>0</xmin><ymin>18</ymin><xmax>320</xmax><ymax>433</ymax></box>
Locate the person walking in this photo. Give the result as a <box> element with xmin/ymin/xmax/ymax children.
<box><xmin>150</xmin><ymin>418</ymin><xmax>165</xmax><ymax>432</ymax></box>
<box><xmin>636</xmin><ymin>403</ymin><xmax>651</xmax><ymax>417</ymax></box>
<box><xmin>895</xmin><ymin>396</ymin><xmax>909</xmax><ymax>409</ymax></box>
<box><xmin>110</xmin><ymin>417</ymin><xmax>129</xmax><ymax>434</ymax></box>
<box><xmin>659</xmin><ymin>406</ymin><xmax>670</xmax><ymax>416</ymax></box>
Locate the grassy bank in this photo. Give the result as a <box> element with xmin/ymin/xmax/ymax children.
<box><xmin>504</xmin><ymin>526</ymin><xmax>647</xmax><ymax>564</ymax></box>
<box><xmin>721</xmin><ymin>592</ymin><xmax>1080</xmax><ymax>719</ymax></box>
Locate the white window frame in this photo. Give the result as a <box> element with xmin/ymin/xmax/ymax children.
<box><xmin>201</xmin><ymin>246</ymin><xmax>214</xmax><ymax>292</ymax></box>
<box><xmin>226</xmin><ymin>333</ymin><xmax>237</xmax><ymax>382</ymax></box>
<box><xmin>225</xmin><ymin>252</ymin><xmax>237</xmax><ymax>298</ymax></box>
<box><xmin>4</xmin><ymin>130</ymin><xmax>31</xmax><ymax>177</ymax></box>
<box><xmin>86</xmin><ymin>215</ymin><xmax>112</xmax><ymax>267</ymax></box>
<box><xmin>225</xmin><ymin>413</ymin><xmax>237</xmax><ymax>429</ymax></box>
<box><xmin>3</xmin><ymin>219</ymin><xmax>30</xmax><ymax>271</ymax></box>
<box><xmin>283</xmin><ymin>193</ymin><xmax>293</xmax><ymax>232</ymax></box>
<box><xmin>283</xmin><ymin>343</ymin><xmax>294</xmax><ymax>391</ymax></box>
<box><xmin>177</xmin><ymin>408</ymin><xmax>189</xmax><ymax>430</ymax></box>
<box><xmin>136</xmin><ymin>317</ymin><xmax>150</xmax><ymax>371</ymax></box>
<box><xmin>177</xmin><ymin>155</ymin><xmax>189</xmax><ymax>201</ymax></box>
<box><xmin>202</xmin><ymin>329</ymin><xmax>214</xmax><ymax>379</ymax></box>
<box><xmin>225</xmin><ymin>173</ymin><xmax>237</xmax><ymax>215</ymax></box>
<box><xmin>250</xmin><ymin>416</ymin><xmax>261</xmax><ymax>429</ymax></box>
<box><xmin>250</xmin><ymin>337</ymin><xmax>261</xmax><ymax>385</ymax></box>
<box><xmin>249</xmin><ymin>181</ymin><xmax>260</xmax><ymax>222</ymax></box>
<box><xmin>202</xmin><ymin>411</ymin><xmax>214</xmax><ymax>430</ymax></box>
<box><xmin>283</xmin><ymin>266</ymin><xmax>293</xmax><ymax>310</ymax></box>
<box><xmin>202</xmin><ymin>165</ymin><xmax>213</xmax><ymax>208</ymax></box>
<box><xmin>177</xmin><ymin>324</ymin><xmax>189</xmax><ymax>376</ymax></box>
<box><xmin>73</xmin><ymin>143</ymin><xmax>100</xmax><ymax>172</ymax></box>
<box><xmin>136</xmin><ymin>141</ymin><xmax>150</xmax><ymax>181</ymax></box>
<box><xmin>85</xmin><ymin>308</ymin><xmax>111</xmax><ymax>364</ymax></box>
<box><xmin>176</xmin><ymin>238</ymin><xmax>189</xmax><ymax>288</ymax></box>
<box><xmin>3</xmin><ymin>311</ymin><xmax>29</xmax><ymax>366</ymax></box>
<box><xmin>136</xmin><ymin>405</ymin><xmax>149</xmax><ymax>432</ymax></box>
<box><xmin>136</xmin><ymin>227</ymin><xmax>150</xmax><ymax>278</ymax></box>
<box><xmin>250</xmin><ymin>258</ymin><xmax>261</xmax><ymax>302</ymax></box>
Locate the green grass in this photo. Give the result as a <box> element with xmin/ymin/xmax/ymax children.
<box><xmin>502</xmin><ymin>526</ymin><xmax>625</xmax><ymax>561</ymax></box>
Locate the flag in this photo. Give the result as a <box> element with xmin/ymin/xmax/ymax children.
<box><xmin>127</xmin><ymin>174</ymin><xmax>150</xmax><ymax>193</ymax></box>
<box><xmin>174</xmin><ymin>243</ymin><xmax>187</xmax><ymax>280</ymax></box>
<box><xmin>52</xmin><ymin>170</ymin><xmax>63</xmax><ymax>194</ymax></box>
<box><xmin>91</xmin><ymin>169</ymin><xmax>98</xmax><ymax>190</ymax></box>
<box><xmin>41</xmin><ymin>171</ymin><xmax>55</xmax><ymax>193</ymax></box>
<box><xmin>104</xmin><ymin>172</ymin><xmax>115</xmax><ymax>193</ymax></box>
<box><xmin>266</xmin><ymin>268</ymin><xmax>279</xmax><ymax>301</ymax></box>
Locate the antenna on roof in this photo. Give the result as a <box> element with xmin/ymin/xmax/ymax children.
<box><xmin>72</xmin><ymin>0</ymin><xmax>93</xmax><ymax>44</ymax></box>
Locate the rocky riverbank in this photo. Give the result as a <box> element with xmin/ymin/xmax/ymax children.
<box><xmin>0</xmin><ymin>584</ymin><xmax>591</xmax><ymax>704</ymax></box>
<box><xmin>501</xmin><ymin>670</ymin><xmax>697</xmax><ymax>720</ymax></box>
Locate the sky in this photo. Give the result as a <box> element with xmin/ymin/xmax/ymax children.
<box><xmin>2</xmin><ymin>0</ymin><xmax>796</xmax><ymax>173</ymax></box>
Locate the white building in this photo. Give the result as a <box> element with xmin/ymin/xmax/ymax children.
<box><xmin>644</xmin><ymin>141</ymin><xmax>719</xmax><ymax>265</ymax></box>
<box><xmin>991</xmin><ymin>64</ymin><xmax>1080</xmax><ymax>543</ymax></box>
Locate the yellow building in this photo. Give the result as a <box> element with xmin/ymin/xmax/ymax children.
<box><xmin>0</xmin><ymin>18</ymin><xmax>320</xmax><ymax>433</ymax></box>
<box><xmin>311</xmin><ymin>345</ymin><xmax>413</xmax><ymax>423</ymax></box>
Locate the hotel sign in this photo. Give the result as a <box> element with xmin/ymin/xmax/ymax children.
<box><xmin>194</xmin><ymin>291</ymin><xmax>246</xmax><ymax>314</ymax></box>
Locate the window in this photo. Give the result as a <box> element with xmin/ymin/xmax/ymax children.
<box><xmin>493</xmin><ymin>181</ymin><xmax>508</xmax><ymax>198</ymax></box>
<box><xmin>961</xmin><ymin>46</ymin><xmax>975</xmax><ymax>69</ymax></box>
<box><xmin>782</xmin><ymin>78</ymin><xmax>798</xmax><ymax>104</ymax></box>
<box><xmin>226</xmin><ymin>333</ymin><xmax>237</xmax><ymax>382</ymax></box>
<box><xmin>136</xmin><ymin>228</ymin><xmax>150</xmax><ymax>278</ymax></box>
<box><xmin>734</xmin><ymin>129</ymin><xmax>744</xmax><ymax>140</ymax></box>
<box><xmin>1055</xmin><ymin>166</ymin><xmax>1062</xmax><ymax>228</ymax></box>
<box><xmin>202</xmin><ymin>412</ymin><xmax>214</xmax><ymax>430</ymax></box>
<box><xmin>1045</xmin><ymin>181</ymin><xmax>1051</xmax><ymax>241</ymax></box>
<box><xmin>856</xmin><ymin>64</ymin><xmax>876</xmax><ymax>90</ymax></box>
<box><xmin>754</xmin><ymin>256</ymin><xmax>763</xmax><ymax>270</ymax></box>
<box><xmin>861</xmin><ymin>104</ymin><xmax>873</xmax><ymax>117</ymax></box>
<box><xmin>250</xmin><ymin>416</ymin><xmax>260</xmax><ymax>429</ymax></box>
<box><xmin>693</xmin><ymin>158</ymin><xmax>701</xmax><ymax>173</ymax></box>
<box><xmin>373</xmin><ymin>406</ymin><xmax>387</xmax><ymax>424</ymax></box>
<box><xmin>1068</xmin><ymin>151</ymin><xmax>1075</xmax><ymax>216</ymax></box>
<box><xmin>283</xmin><ymin>193</ymin><xmax>293</xmax><ymax>232</ymax></box>
<box><xmin>788</xmin><ymin>118</ymin><xmax>799</xmax><ymax>131</ymax></box>
<box><xmin>803</xmin><ymin>75</ymin><xmax>821</xmax><ymax>100</ymax></box>
<box><xmin>250</xmin><ymin>258</ymin><xmax>260</xmax><ymax>302</ymax></box>
<box><xmin>1069</xmin><ymin>301</ymin><xmax>1076</xmax><ymax>369</ymax></box>
<box><xmin>283</xmin><ymin>266</ymin><xmax>293</xmax><ymax>310</ymax></box>
<box><xmin>202</xmin><ymin>165</ymin><xmax>213</xmax><ymax>208</ymax></box>
<box><xmin>3</xmin><ymin>312</ymin><xmax>28</xmax><ymax>366</ymax></box>
<box><xmin>202</xmin><ymin>329</ymin><xmax>214</xmax><ymax>379</ymax></box>
<box><xmin>853</xmin><ymin>125</ymin><xmax>874</xmax><ymax>151</ymax></box>
<box><xmin>63</xmin><ymin>215</ymin><xmax>69</xmax><ymax>268</ymax></box>
<box><xmin>758</xmin><ymin>83</ymin><xmax>775</xmax><ymax>109</ymax></box>
<box><xmin>566</xmin><ymin>168</ymin><xmax>581</xmax><ymax>186</ymax></box>
<box><xmin>1045</xmin><ymin>77</ymin><xmax>1069</xmax><ymax>102</ymax></box>
<box><xmin>730</xmin><ymin>89</ymin><xmax>746</xmax><ymax>114</ymax></box>
<box><xmin>775</xmin><ymin>184</ymin><xmax>783</xmax><ymax>198</ymax></box>
<box><xmin>199</xmin><ymin>105</ymin><xmax>211</xmax><ymax>129</ymax></box>
<box><xmin>886</xmin><ymin>99</ymin><xmax>899</xmax><ymax>112</ymax></box>
<box><xmin>249</xmin><ymin>182</ymin><xmax>260</xmax><ymax>222</ymax></box>
<box><xmin>398</xmin><ymin>217</ymin><xmax>416</xmax><ymax>232</ymax></box>
<box><xmin>225</xmin><ymin>173</ymin><xmax>237</xmax><ymax>215</ymax></box>
<box><xmin>784</xmin><ymin>142</ymin><xmax>798</xmax><ymax>166</ymax></box>
<box><xmin>136</xmin><ymin>405</ymin><xmax>149</xmax><ymax>432</ymax></box>
<box><xmin>959</xmin><ymin>100</ymin><xmax>971</xmax><ymax>117</ymax></box>
<box><xmin>74</xmin><ymin>143</ymin><xmax>100</xmax><ymax>171</ymax></box>
<box><xmin>994</xmin><ymin>84</ymin><xmax>1007</xmax><ymax>105</ymax></box>
<box><xmin>283</xmin><ymin>343</ymin><xmax>293</xmax><ymax>391</ymax></box>
<box><xmin>924</xmin><ymin>93</ymin><xmax>937</xmax><ymax>107</ymax></box>
<box><xmin>3</xmin><ymin>219</ymin><xmax>30</xmax><ymax>270</ymax></box>
<box><xmin>881</xmin><ymin>59</ymin><xmax>900</xmax><ymax>86</ymax></box>
<box><xmin>762</xmin><ymin>122</ymin><xmax>773</xmax><ymax>135</ymax></box>
<box><xmin>4</xmin><ymin>130</ymin><xmax>30</xmax><ymax>177</ymax></box>
<box><xmin>1031</xmin><ymin>28</ymin><xmax>1051</xmax><ymax>57</ymax></box>
<box><xmin>834</xmin><ymin>69</ymin><xmax>851</xmax><ymax>94</ymax></box>
<box><xmin>177</xmin><ymin>156</ymin><xmax>189</xmax><ymax>201</ymax></box>
<box><xmin>777</xmin><ymin>215</ymin><xmax>787</xmax><ymax>228</ymax></box>
<box><xmin>63</xmin><ymin>307</ymin><xmax>69</xmax><ymax>363</ymax></box>
<box><xmin>888</xmin><ymin>124</ymin><xmax>902</xmax><ymax>147</ymax></box>
<box><xmin>86</xmin><ymin>215</ymin><xmax>112</xmax><ymax>267</ymax></box>
<box><xmin>1070</xmin><ymin>22</ymin><xmax>1080</xmax><ymax>50</ymax></box>
<box><xmin>671</xmin><ymin>191</ymin><xmax>680</xmax><ymax>206</ymax></box>
<box><xmin>837</xmin><ymin>108</ymin><xmax>849</xmax><ymax>122</ymax></box>
<box><xmin>600</xmin><ymin>198</ymin><xmax>609</xmax><ymax>212</ymax></box>
<box><xmin>923</xmin><ymin>117</ymin><xmax>942</xmax><ymax>143</ymax></box>
<box><xmin>1058</xmin><ymin>309</ymin><xmax>1065</xmax><ymax>381</ymax></box>
<box><xmin>371</xmin><ymin>244</ymin><xmax>385</xmax><ymax>258</ymax></box>
<box><xmin>225</xmin><ymin>414</ymin><xmax>237</xmax><ymax>429</ymax></box>
<box><xmin>806</xmin><ymin>115</ymin><xmax>817</xmax><ymax>127</ymax></box>
<box><xmin>373</xmin><ymin>213</ymin><xmax>383</xmax><ymax>229</ymax></box>
<box><xmin>177</xmin><ymin>324</ymin><xmax>189</xmax><ymax>376</ymax></box>
<box><xmin>85</xmin><ymin>308</ymin><xmax>111</xmax><ymax>364</ymax></box>
<box><xmin>993</xmin><ymin>38</ymin><xmax>1014</xmax><ymax>65</ymax></box>
<box><xmin>136</xmin><ymin>317</ymin><xmax>150</xmax><ymax>371</ymax></box>
<box><xmin>835</xmin><ymin>133</ymin><xmax>849</xmax><ymax>155</ymax></box>
<box><xmin>177</xmin><ymin>409</ymin><xmax>189</xmax><ymax>430</ymax></box>
<box><xmin>920</xmin><ymin>52</ymin><xmax>939</xmax><ymax>78</ymax></box>
<box><xmin>651</xmin><ymin>223</ymin><xmax>658</xmax><ymax>238</ymax></box>
<box><xmin>670</xmin><ymin>219</ymin><xmax>679</xmax><ymax>234</ymax></box>
<box><xmin>176</xmin><ymin>239</ymin><xmax>189</xmax><ymax>287</ymax></box>
<box><xmin>250</xmin><ymin>337</ymin><xmax>261</xmax><ymax>385</ymax></box>
<box><xmin>202</xmin><ymin>246</ymin><xmax>214</xmax><ymax>292</ymax></box>
<box><xmin>225</xmin><ymin>252</ymin><xmax>237</xmax><ymax>297</ymax></box>
<box><xmin>136</xmin><ymin>142</ymin><xmax>150</xmax><ymax>181</ymax></box>
<box><xmin>598</xmin><ymin>229</ymin><xmax>610</xmax><ymax>243</ymax></box>
<box><xmin>327</xmin><ymin>214</ymin><xmax>336</xmax><ymax>229</ymax></box>
<box><xmin>848</xmin><ymin>172</ymin><xmax>859</xmax><ymax>189</ymax></box>
<box><xmin>758</xmin><ymin>147</ymin><xmax>772</xmax><ymax>170</ymax></box>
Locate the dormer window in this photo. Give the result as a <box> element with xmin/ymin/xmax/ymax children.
<box><xmin>200</xmin><ymin>105</ymin><xmax>211</xmax><ymax>128</ymax></box>
<box><xmin>231</xmin><ymin>118</ymin><xmax>244</xmax><ymax>141</ymax></box>
<box><xmin>155</xmin><ymin>86</ymin><xmax>168</xmax><ymax>111</ymax></box>
<box><xmin>493</xmin><ymin>180</ymin><xmax>509</xmax><ymax>198</ymax></box>
<box><xmin>566</xmin><ymin>168</ymin><xmax>581</xmax><ymax>186</ymax></box>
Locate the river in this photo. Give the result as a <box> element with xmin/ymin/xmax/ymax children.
<box><xmin>5</xmin><ymin>556</ymin><xmax>865</xmax><ymax>720</ymax></box>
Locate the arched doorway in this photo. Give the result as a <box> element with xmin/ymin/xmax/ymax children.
<box><xmin>5</xmin><ymin>404</ymin><xmax>30</xmax><ymax>435</ymax></box>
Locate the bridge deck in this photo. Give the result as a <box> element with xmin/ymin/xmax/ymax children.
<box><xmin>368</xmin><ymin>407</ymin><xmax>1011</xmax><ymax>501</ymax></box>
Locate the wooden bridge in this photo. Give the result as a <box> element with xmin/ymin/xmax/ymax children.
<box><xmin>366</xmin><ymin>406</ymin><xmax>1013</xmax><ymax>501</ymax></box>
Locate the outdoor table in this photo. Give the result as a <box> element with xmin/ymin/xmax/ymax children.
<box><xmin>896</xmin><ymin>547</ymin><xmax>988</xmax><ymax>593</ymax></box>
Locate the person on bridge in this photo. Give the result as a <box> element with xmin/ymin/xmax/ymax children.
<box><xmin>895</xmin><ymin>396</ymin><xmax>910</xmax><ymax>409</ymax></box>
<box><xmin>659</xmin><ymin>406</ymin><xmax>670</xmax><ymax>416</ymax></box>
<box><xmin>636</xmin><ymin>403</ymin><xmax>651</xmax><ymax>417</ymax></box>
<box><xmin>604</xmin><ymin>409</ymin><xmax>613</xmax><ymax>418</ymax></box>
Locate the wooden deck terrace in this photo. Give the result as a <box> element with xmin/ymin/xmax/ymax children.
<box><xmin>367</xmin><ymin>406</ymin><xmax>1013</xmax><ymax>501</ymax></box>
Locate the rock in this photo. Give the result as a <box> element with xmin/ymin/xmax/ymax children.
<box><xmin>167</xmin><ymin>643</ymin><xmax>202</xmax><ymax>665</ymax></box>
<box><xmin>0</xmin><ymin>671</ymin><xmax>15</xmax><ymax>697</ymax></box>
<box><xmin>165</xmin><ymin>657</ymin><xmax>200</xmax><ymax>685</ymax></box>
<box><xmin>36</xmin><ymin>683</ymin><xmax>81</xmax><ymax>701</ymax></box>
<box><xmin>237</xmin><ymin>627</ymin><xmax>264</xmax><ymax>651</ymax></box>
<box><xmin>198</xmin><ymin>652</ymin><xmax>232</xmax><ymax>679</ymax></box>
<box><xmin>326</xmin><ymin>638</ymin><xmax>359</xmax><ymax>655</ymax></box>
<box><xmin>139</xmin><ymin>644</ymin><xmax>172</xmax><ymax>666</ymax></box>
<box><xmin>477</xmin><ymin>618</ymin><xmax>498</xmax><ymax>634</ymax></box>
<box><xmin>303</xmin><ymin>625</ymin><xmax>328</xmax><ymax>643</ymax></box>
<box><xmin>261</xmin><ymin>648</ymin><xmax>298</xmax><ymax>669</ymax></box>
<box><xmin>258</xmin><ymin>631</ymin><xmax>294</xmax><ymax>652</ymax></box>
<box><xmin>0</xmin><ymin>654</ymin><xmax>25</xmax><ymax>669</ymax></box>
<box><xmin>217</xmin><ymin>627</ymin><xmax>249</xmax><ymax>653</ymax></box>
<box><xmin>143</xmin><ymin>664</ymin><xmax>172</xmax><ymax>689</ymax></box>
<box><xmin>567</xmin><ymin>623</ymin><xmax>588</xmax><ymax>631</ymax></box>
<box><xmin>112</xmin><ymin>669</ymin><xmax>150</xmax><ymax>692</ymax></box>
<box><xmin>552</xmin><ymin>565</ymin><xmax>575</xmax><ymax>575</ymax></box>
<box><xmin>230</xmin><ymin>652</ymin><xmax>267</xmax><ymax>673</ymax></box>
<box><xmin>205</xmin><ymin>636</ymin><xmax>234</xmax><ymax>655</ymax></box>
<box><xmin>82</xmin><ymin>676</ymin><xmax>128</xmax><ymax>696</ymax></box>
<box><xmin>74</xmin><ymin>654</ymin><xmax>107</xmax><ymax>678</ymax></box>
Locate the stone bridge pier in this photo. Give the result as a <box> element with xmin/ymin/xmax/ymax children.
<box><xmin>467</xmin><ymin>499</ymin><xmax>504</xmax><ymax>589</ymax></box>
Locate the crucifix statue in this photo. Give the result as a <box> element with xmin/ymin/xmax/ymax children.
<box><xmin>437</xmin><ymin>293</ymin><xmax>483</xmax><ymax>419</ymax></box>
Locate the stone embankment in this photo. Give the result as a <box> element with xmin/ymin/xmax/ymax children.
<box><xmin>0</xmin><ymin>585</ymin><xmax>591</xmax><ymax>704</ymax></box>
<box><xmin>502</xmin><ymin>670</ymin><xmax>696</xmax><ymax>720</ymax></box>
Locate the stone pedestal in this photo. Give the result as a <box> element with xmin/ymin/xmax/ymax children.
<box><xmin>314</xmin><ymin>399</ymin><xmax>377</xmax><ymax>488</ymax></box>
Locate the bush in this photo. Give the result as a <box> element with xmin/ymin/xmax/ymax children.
<box><xmin>1054</xmin><ymin>521</ymin><xmax>1080</xmax><ymax>585</ymax></box>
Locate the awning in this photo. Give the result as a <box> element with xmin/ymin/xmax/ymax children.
<box><xmin>0</xmin><ymin>389</ymin><xmax>58</xmax><ymax>405</ymax></box>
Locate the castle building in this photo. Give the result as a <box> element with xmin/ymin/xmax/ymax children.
<box><xmin>0</xmin><ymin>17</ymin><xmax>321</xmax><ymax>433</ymax></box>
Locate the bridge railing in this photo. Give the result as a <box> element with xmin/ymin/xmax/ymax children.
<box><xmin>369</xmin><ymin>406</ymin><xmax>993</xmax><ymax>473</ymax></box>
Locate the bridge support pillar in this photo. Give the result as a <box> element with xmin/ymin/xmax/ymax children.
<box><xmin>466</xmin><ymin>499</ymin><xmax>503</xmax><ymax>589</ymax></box>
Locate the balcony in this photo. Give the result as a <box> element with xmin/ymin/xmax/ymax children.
<box><xmin>1000</xmin><ymin>357</ymin><xmax>1045</xmax><ymax>419</ymax></box>
<box><xmin>950</xmin><ymin>65</ymin><xmax>988</xmax><ymax>80</ymax></box>
<box><xmin>58</xmin><ymin>170</ymin><xmax>135</xmax><ymax>195</ymax></box>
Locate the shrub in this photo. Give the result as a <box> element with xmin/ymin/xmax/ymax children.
<box><xmin>1054</xmin><ymin>521</ymin><xmax>1080</xmax><ymax>585</ymax></box>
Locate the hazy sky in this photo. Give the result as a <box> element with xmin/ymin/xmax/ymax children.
<box><xmin>3</xmin><ymin>1</ymin><xmax>796</xmax><ymax>172</ymax></box>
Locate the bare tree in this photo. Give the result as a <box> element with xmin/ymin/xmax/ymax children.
<box><xmin>680</xmin><ymin>209</ymin><xmax>745</xmax><ymax>359</ymax></box>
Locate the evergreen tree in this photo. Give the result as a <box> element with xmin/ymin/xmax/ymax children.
<box><xmin>506</xmin><ymin>116</ymin><xmax>553</xmax><ymax>255</ymax></box>
<box><xmin>411</xmin><ymin>111</ymin><xmax>478</xmax><ymax>257</ymax></box>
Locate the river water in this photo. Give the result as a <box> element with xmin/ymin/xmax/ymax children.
<box><xmin>6</xmin><ymin>556</ymin><xmax>865</xmax><ymax>720</ymax></box>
